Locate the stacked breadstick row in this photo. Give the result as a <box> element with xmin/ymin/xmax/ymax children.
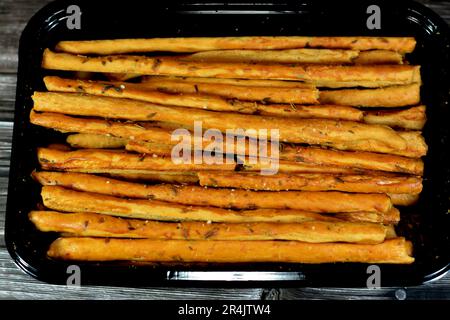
<box><xmin>28</xmin><ymin>36</ymin><xmax>424</xmax><ymax>264</ymax></box>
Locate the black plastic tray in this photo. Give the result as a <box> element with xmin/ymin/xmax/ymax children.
<box><xmin>5</xmin><ymin>0</ymin><xmax>450</xmax><ymax>287</ymax></box>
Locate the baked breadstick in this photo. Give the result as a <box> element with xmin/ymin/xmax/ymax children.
<box><xmin>47</xmin><ymin>237</ymin><xmax>414</xmax><ymax>264</ymax></box>
<box><xmin>44</xmin><ymin>76</ymin><xmax>263</xmax><ymax>113</ymax></box>
<box><xmin>41</xmin><ymin>186</ymin><xmax>377</xmax><ymax>223</ymax></box>
<box><xmin>67</xmin><ymin>134</ymin><xmax>127</xmax><ymax>149</ymax></box>
<box><xmin>319</xmin><ymin>84</ymin><xmax>420</xmax><ymax>107</ymax></box>
<box><xmin>354</xmin><ymin>50</ymin><xmax>403</xmax><ymax>64</ymax></box>
<box><xmin>184</xmin><ymin>49</ymin><xmax>403</xmax><ymax>65</ymax></box>
<box><xmin>140</xmin><ymin>77</ymin><xmax>320</xmax><ymax>104</ymax></box>
<box><xmin>32</xmin><ymin>92</ymin><xmax>411</xmax><ymax>154</ymax></box>
<box><xmin>280</xmin><ymin>146</ymin><xmax>424</xmax><ymax>175</ymax></box>
<box><xmin>30</xmin><ymin>111</ymin><xmax>174</xmax><ymax>143</ymax></box>
<box><xmin>33</xmin><ymin>171</ymin><xmax>392</xmax><ymax>213</ymax></box>
<box><xmin>142</xmin><ymin>75</ymin><xmax>313</xmax><ymax>88</ymax></box>
<box><xmin>42</xmin><ymin>50</ymin><xmax>421</xmax><ymax>87</ymax></box>
<box><xmin>336</xmin><ymin>207</ymin><xmax>400</xmax><ymax>225</ymax></box>
<box><xmin>54</xmin><ymin>37</ymin><xmax>416</xmax><ymax>54</ymax></box>
<box><xmin>30</xmin><ymin>211</ymin><xmax>387</xmax><ymax>244</ymax></box>
<box><xmin>255</xmin><ymin>104</ymin><xmax>363</xmax><ymax>121</ymax></box>
<box><xmin>388</xmin><ymin>193</ymin><xmax>419</xmax><ymax>206</ymax></box>
<box><xmin>37</xmin><ymin>148</ymin><xmax>235</xmax><ymax>172</ymax></box>
<box><xmin>198</xmin><ymin>172</ymin><xmax>423</xmax><ymax>194</ymax></box>
<box><xmin>182</xmin><ymin>48</ymin><xmax>359</xmax><ymax>64</ymax></box>
<box><xmin>241</xmin><ymin>158</ymin><xmax>369</xmax><ymax>174</ymax></box>
<box><xmin>364</xmin><ymin>105</ymin><xmax>427</xmax><ymax>130</ymax></box>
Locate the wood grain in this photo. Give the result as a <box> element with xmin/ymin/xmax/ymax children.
<box><xmin>0</xmin><ymin>0</ymin><xmax>449</xmax><ymax>300</ymax></box>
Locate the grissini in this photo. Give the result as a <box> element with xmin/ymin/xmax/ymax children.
<box><xmin>103</xmin><ymin>171</ymin><xmax>200</xmax><ymax>184</ymax></box>
<box><xmin>183</xmin><ymin>49</ymin><xmax>402</xmax><ymax>65</ymax></box>
<box><xmin>66</xmin><ymin>133</ymin><xmax>127</xmax><ymax>149</ymax></box>
<box><xmin>41</xmin><ymin>186</ymin><xmax>381</xmax><ymax>223</ymax></box>
<box><xmin>37</xmin><ymin>148</ymin><xmax>236</xmax><ymax>172</ymax></box>
<box><xmin>54</xmin><ymin>37</ymin><xmax>416</xmax><ymax>54</ymax></box>
<box><xmin>353</xmin><ymin>50</ymin><xmax>404</xmax><ymax>64</ymax></box>
<box><xmin>33</xmin><ymin>171</ymin><xmax>392</xmax><ymax>213</ymax></box>
<box><xmin>181</xmin><ymin>48</ymin><xmax>360</xmax><ymax>64</ymax></box>
<box><xmin>198</xmin><ymin>172</ymin><xmax>423</xmax><ymax>194</ymax></box>
<box><xmin>319</xmin><ymin>84</ymin><xmax>420</xmax><ymax>107</ymax></box>
<box><xmin>42</xmin><ymin>49</ymin><xmax>421</xmax><ymax>87</ymax></box>
<box><xmin>32</xmin><ymin>92</ymin><xmax>412</xmax><ymax>154</ymax></box>
<box><xmin>29</xmin><ymin>211</ymin><xmax>387</xmax><ymax>244</ymax></box>
<box><xmin>388</xmin><ymin>193</ymin><xmax>419</xmax><ymax>206</ymax></box>
<box><xmin>53</xmin><ymin>76</ymin><xmax>255</xmax><ymax>112</ymax></box>
<box><xmin>126</xmin><ymin>139</ymin><xmax>423</xmax><ymax>175</ymax></box>
<box><xmin>141</xmin><ymin>75</ymin><xmax>314</xmax><ymax>88</ymax></box>
<box><xmin>44</xmin><ymin>76</ymin><xmax>263</xmax><ymax>113</ymax></box>
<box><xmin>47</xmin><ymin>237</ymin><xmax>415</xmax><ymax>264</ymax></box>
<box><xmin>44</xmin><ymin>77</ymin><xmax>366</xmax><ymax>121</ymax></box>
<box><xmin>30</xmin><ymin>111</ymin><xmax>175</xmax><ymax>143</ymax></box>
<box><xmin>335</xmin><ymin>207</ymin><xmax>400</xmax><ymax>225</ymax></box>
<box><xmin>364</xmin><ymin>105</ymin><xmax>427</xmax><ymax>130</ymax></box>
<box><xmin>279</xmin><ymin>146</ymin><xmax>424</xmax><ymax>175</ymax></box>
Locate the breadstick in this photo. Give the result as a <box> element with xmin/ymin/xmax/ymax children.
<box><xmin>182</xmin><ymin>48</ymin><xmax>360</xmax><ymax>64</ymax></box>
<box><xmin>354</xmin><ymin>50</ymin><xmax>403</xmax><ymax>64</ymax></box>
<box><xmin>33</xmin><ymin>171</ymin><xmax>392</xmax><ymax>213</ymax></box>
<box><xmin>32</xmin><ymin>92</ymin><xmax>410</xmax><ymax>154</ymax></box>
<box><xmin>336</xmin><ymin>207</ymin><xmax>400</xmax><ymax>225</ymax></box>
<box><xmin>30</xmin><ymin>211</ymin><xmax>387</xmax><ymax>244</ymax></box>
<box><xmin>30</xmin><ymin>111</ymin><xmax>174</xmax><ymax>143</ymax></box>
<box><xmin>139</xmin><ymin>77</ymin><xmax>320</xmax><ymax>104</ymax></box>
<box><xmin>364</xmin><ymin>105</ymin><xmax>426</xmax><ymax>130</ymax></box>
<box><xmin>37</xmin><ymin>148</ymin><xmax>235</xmax><ymax>172</ymax></box>
<box><xmin>319</xmin><ymin>84</ymin><xmax>420</xmax><ymax>107</ymax></box>
<box><xmin>47</xmin><ymin>237</ymin><xmax>414</xmax><ymax>264</ymax></box>
<box><xmin>54</xmin><ymin>37</ymin><xmax>416</xmax><ymax>54</ymax></box>
<box><xmin>67</xmin><ymin>133</ymin><xmax>127</xmax><ymax>149</ymax></box>
<box><xmin>41</xmin><ymin>186</ymin><xmax>374</xmax><ymax>223</ymax></box>
<box><xmin>198</xmin><ymin>172</ymin><xmax>423</xmax><ymax>194</ymax></box>
<box><xmin>142</xmin><ymin>75</ymin><xmax>314</xmax><ymax>88</ymax></box>
<box><xmin>279</xmin><ymin>146</ymin><xmax>424</xmax><ymax>175</ymax></box>
<box><xmin>388</xmin><ymin>193</ymin><xmax>419</xmax><ymax>206</ymax></box>
<box><xmin>42</xmin><ymin>49</ymin><xmax>421</xmax><ymax>87</ymax></box>
<box><xmin>44</xmin><ymin>76</ymin><xmax>262</xmax><ymax>113</ymax></box>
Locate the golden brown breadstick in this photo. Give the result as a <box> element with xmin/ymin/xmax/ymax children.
<box><xmin>336</xmin><ymin>207</ymin><xmax>400</xmax><ymax>225</ymax></box>
<box><xmin>388</xmin><ymin>193</ymin><xmax>419</xmax><ymax>206</ymax></box>
<box><xmin>139</xmin><ymin>77</ymin><xmax>320</xmax><ymax>104</ymax></box>
<box><xmin>182</xmin><ymin>48</ymin><xmax>359</xmax><ymax>64</ymax></box>
<box><xmin>55</xmin><ymin>37</ymin><xmax>416</xmax><ymax>54</ymax></box>
<box><xmin>41</xmin><ymin>185</ymin><xmax>373</xmax><ymax>223</ymax></box>
<box><xmin>47</xmin><ymin>237</ymin><xmax>414</xmax><ymax>264</ymax></box>
<box><xmin>30</xmin><ymin>211</ymin><xmax>387</xmax><ymax>244</ymax></box>
<box><xmin>198</xmin><ymin>172</ymin><xmax>423</xmax><ymax>194</ymax></box>
<box><xmin>354</xmin><ymin>50</ymin><xmax>403</xmax><ymax>64</ymax></box>
<box><xmin>104</xmin><ymin>171</ymin><xmax>199</xmax><ymax>184</ymax></box>
<box><xmin>142</xmin><ymin>75</ymin><xmax>313</xmax><ymax>88</ymax></box>
<box><xmin>255</xmin><ymin>104</ymin><xmax>364</xmax><ymax>121</ymax></box>
<box><xmin>44</xmin><ymin>76</ymin><xmax>261</xmax><ymax>113</ymax></box>
<box><xmin>319</xmin><ymin>84</ymin><xmax>420</xmax><ymax>107</ymax></box>
<box><xmin>42</xmin><ymin>49</ymin><xmax>421</xmax><ymax>87</ymax></box>
<box><xmin>364</xmin><ymin>105</ymin><xmax>427</xmax><ymax>130</ymax></box>
<box><xmin>279</xmin><ymin>146</ymin><xmax>424</xmax><ymax>175</ymax></box>
<box><xmin>30</xmin><ymin>111</ymin><xmax>175</xmax><ymax>143</ymax></box>
<box><xmin>33</xmin><ymin>171</ymin><xmax>392</xmax><ymax>213</ymax></box>
<box><xmin>37</xmin><ymin>148</ymin><xmax>235</xmax><ymax>172</ymax></box>
<box><xmin>66</xmin><ymin>133</ymin><xmax>127</xmax><ymax>149</ymax></box>
<box><xmin>32</xmin><ymin>92</ymin><xmax>410</xmax><ymax>154</ymax></box>
<box><xmin>241</xmin><ymin>158</ymin><xmax>369</xmax><ymax>174</ymax></box>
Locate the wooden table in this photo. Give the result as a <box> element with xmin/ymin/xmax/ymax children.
<box><xmin>1</xmin><ymin>0</ymin><xmax>449</xmax><ymax>300</ymax></box>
